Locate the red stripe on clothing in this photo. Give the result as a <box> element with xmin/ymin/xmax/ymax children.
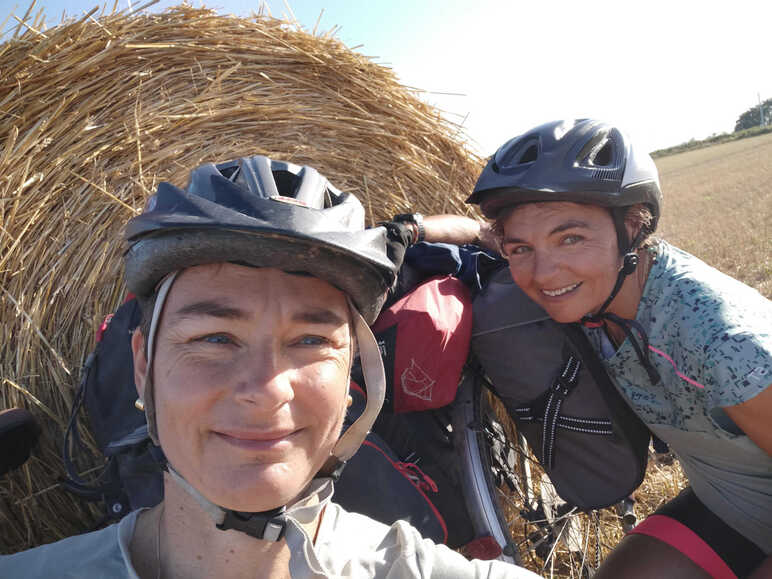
<box><xmin>349</xmin><ymin>380</ymin><xmax>366</xmax><ymax>397</ymax></box>
<box><xmin>629</xmin><ymin>514</ymin><xmax>736</xmax><ymax>579</ymax></box>
<box><xmin>361</xmin><ymin>440</ymin><xmax>448</xmax><ymax>544</ymax></box>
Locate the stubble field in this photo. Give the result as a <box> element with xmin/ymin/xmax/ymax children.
<box><xmin>655</xmin><ymin>131</ymin><xmax>772</xmax><ymax>298</ymax></box>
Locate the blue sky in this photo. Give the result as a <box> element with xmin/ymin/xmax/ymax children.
<box><xmin>4</xmin><ymin>0</ymin><xmax>771</xmax><ymax>154</ymax></box>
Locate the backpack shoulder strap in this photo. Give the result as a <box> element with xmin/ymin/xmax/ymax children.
<box><xmin>561</xmin><ymin>323</ymin><xmax>651</xmax><ymax>469</ymax></box>
<box><xmin>472</xmin><ymin>270</ymin><xmax>652</xmax><ymax>509</ymax></box>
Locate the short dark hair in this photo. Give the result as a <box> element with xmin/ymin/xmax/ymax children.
<box><xmin>624</xmin><ymin>203</ymin><xmax>657</xmax><ymax>249</ymax></box>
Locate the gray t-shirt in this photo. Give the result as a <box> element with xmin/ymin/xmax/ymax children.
<box><xmin>0</xmin><ymin>479</ymin><xmax>537</xmax><ymax>578</ymax></box>
<box><xmin>585</xmin><ymin>242</ymin><xmax>772</xmax><ymax>552</ymax></box>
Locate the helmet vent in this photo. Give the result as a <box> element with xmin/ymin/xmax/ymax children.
<box><xmin>593</xmin><ymin>141</ymin><xmax>613</xmax><ymax>166</ymax></box>
<box><xmin>520</xmin><ymin>144</ymin><xmax>539</xmax><ymax>164</ymax></box>
<box><xmin>493</xmin><ymin>135</ymin><xmax>540</xmax><ymax>173</ymax></box>
<box><xmin>273</xmin><ymin>170</ymin><xmax>300</xmax><ymax>197</ymax></box>
<box><xmin>583</xmin><ymin>131</ymin><xmax>624</xmax><ymax>181</ymax></box>
<box><xmin>221</xmin><ymin>165</ymin><xmax>239</xmax><ymax>181</ymax></box>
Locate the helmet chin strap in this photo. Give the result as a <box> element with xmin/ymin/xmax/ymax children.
<box><xmin>167</xmin><ymin>465</ymin><xmax>288</xmax><ymax>541</ymax></box>
<box><xmin>141</xmin><ymin>271</ymin><xmax>179</xmax><ymax>446</ymax></box>
<box><xmin>321</xmin><ymin>299</ymin><xmax>385</xmax><ymax>478</ymax></box>
<box><xmin>580</xmin><ymin>251</ymin><xmax>639</xmax><ymax>328</ymax></box>
<box><xmin>139</xmin><ymin>274</ymin><xmax>386</xmax><ymax>541</ymax></box>
<box><xmin>581</xmin><ymin>207</ymin><xmax>640</xmax><ymax>325</ymax></box>
<box><xmin>580</xmin><ymin>219</ymin><xmax>661</xmax><ymax>385</ymax></box>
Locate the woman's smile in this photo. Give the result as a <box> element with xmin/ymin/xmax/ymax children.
<box><xmin>212</xmin><ymin>428</ymin><xmax>301</xmax><ymax>454</ymax></box>
<box><xmin>540</xmin><ymin>282</ymin><xmax>582</xmax><ymax>298</ymax></box>
<box><xmin>501</xmin><ymin>202</ymin><xmax>623</xmax><ymax>323</ymax></box>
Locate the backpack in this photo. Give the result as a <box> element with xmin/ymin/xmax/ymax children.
<box><xmin>63</xmin><ymin>274</ymin><xmax>472</xmax><ymax>543</ymax></box>
<box><xmin>63</xmin><ymin>297</ymin><xmax>163</xmax><ymax>520</ymax></box>
<box><xmin>471</xmin><ymin>266</ymin><xmax>651</xmax><ymax>510</ymax></box>
<box><xmin>360</xmin><ymin>275</ymin><xmax>473</xmax><ymax>413</ymax></box>
<box><xmin>346</xmin><ymin>274</ymin><xmax>478</xmax><ymax>549</ymax></box>
<box><xmin>333</xmin><ymin>383</ymin><xmax>450</xmax><ymax>545</ymax></box>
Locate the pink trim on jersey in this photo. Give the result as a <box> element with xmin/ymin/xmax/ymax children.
<box><xmin>630</xmin><ymin>514</ymin><xmax>736</xmax><ymax>579</ymax></box>
<box><xmin>648</xmin><ymin>345</ymin><xmax>706</xmax><ymax>389</ymax></box>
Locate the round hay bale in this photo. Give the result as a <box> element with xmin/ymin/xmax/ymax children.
<box><xmin>0</xmin><ymin>4</ymin><xmax>483</xmax><ymax>553</ymax></box>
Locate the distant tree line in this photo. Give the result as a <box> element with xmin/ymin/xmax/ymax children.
<box><xmin>651</xmin><ymin>125</ymin><xmax>772</xmax><ymax>158</ymax></box>
<box><xmin>735</xmin><ymin>98</ymin><xmax>772</xmax><ymax>131</ymax></box>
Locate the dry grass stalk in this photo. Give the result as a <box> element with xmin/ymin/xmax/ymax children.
<box><xmin>0</xmin><ymin>4</ymin><xmax>483</xmax><ymax>553</ymax></box>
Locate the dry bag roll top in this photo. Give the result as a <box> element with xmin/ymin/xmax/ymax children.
<box><xmin>471</xmin><ymin>267</ymin><xmax>650</xmax><ymax>510</ymax></box>
<box><xmin>370</xmin><ymin>275</ymin><xmax>473</xmax><ymax>413</ymax></box>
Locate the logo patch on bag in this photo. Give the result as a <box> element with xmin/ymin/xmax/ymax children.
<box><xmin>401</xmin><ymin>359</ymin><xmax>436</xmax><ymax>401</ymax></box>
<box><xmin>371</xmin><ymin>276</ymin><xmax>472</xmax><ymax>413</ymax></box>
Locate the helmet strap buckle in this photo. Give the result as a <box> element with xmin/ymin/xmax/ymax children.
<box><xmin>621</xmin><ymin>252</ymin><xmax>639</xmax><ymax>275</ymax></box>
<box><xmin>320</xmin><ymin>455</ymin><xmax>348</xmax><ymax>481</ymax></box>
<box><xmin>216</xmin><ymin>506</ymin><xmax>287</xmax><ymax>542</ymax></box>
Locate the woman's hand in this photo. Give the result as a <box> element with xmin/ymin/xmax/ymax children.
<box><xmin>476</xmin><ymin>220</ymin><xmax>499</xmax><ymax>253</ymax></box>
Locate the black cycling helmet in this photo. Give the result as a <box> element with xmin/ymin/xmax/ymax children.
<box><xmin>124</xmin><ymin>155</ymin><xmax>398</xmax><ymax>324</ymax></box>
<box><xmin>467</xmin><ymin>119</ymin><xmax>662</xmax><ymax>232</ymax></box>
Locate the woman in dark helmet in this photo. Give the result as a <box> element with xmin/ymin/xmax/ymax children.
<box><xmin>467</xmin><ymin>119</ymin><xmax>772</xmax><ymax>578</ymax></box>
<box><xmin>0</xmin><ymin>156</ymin><xmax>535</xmax><ymax>578</ymax></box>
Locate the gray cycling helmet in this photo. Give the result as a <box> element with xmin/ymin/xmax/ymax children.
<box><xmin>124</xmin><ymin>156</ymin><xmax>391</xmax><ymax>541</ymax></box>
<box><xmin>125</xmin><ymin>156</ymin><xmax>398</xmax><ymax>324</ymax></box>
<box><xmin>467</xmin><ymin>119</ymin><xmax>662</xmax><ymax>231</ymax></box>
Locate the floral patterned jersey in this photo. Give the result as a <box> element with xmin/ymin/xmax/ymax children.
<box><xmin>585</xmin><ymin>241</ymin><xmax>772</xmax><ymax>552</ymax></box>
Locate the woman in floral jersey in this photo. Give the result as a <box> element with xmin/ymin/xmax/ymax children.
<box><xmin>466</xmin><ymin>119</ymin><xmax>771</xmax><ymax>578</ymax></box>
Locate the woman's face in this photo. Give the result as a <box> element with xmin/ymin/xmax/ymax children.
<box><xmin>132</xmin><ymin>264</ymin><xmax>352</xmax><ymax>512</ymax></box>
<box><xmin>500</xmin><ymin>202</ymin><xmax>623</xmax><ymax>323</ymax></box>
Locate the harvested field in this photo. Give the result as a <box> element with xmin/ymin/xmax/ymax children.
<box><xmin>655</xmin><ymin>131</ymin><xmax>772</xmax><ymax>298</ymax></box>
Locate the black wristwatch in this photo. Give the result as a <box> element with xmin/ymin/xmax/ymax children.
<box><xmin>393</xmin><ymin>213</ymin><xmax>425</xmax><ymax>244</ymax></box>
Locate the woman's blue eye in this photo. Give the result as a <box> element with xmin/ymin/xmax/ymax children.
<box><xmin>201</xmin><ymin>334</ymin><xmax>231</xmax><ymax>345</ymax></box>
<box><xmin>562</xmin><ymin>235</ymin><xmax>582</xmax><ymax>245</ymax></box>
<box><xmin>507</xmin><ymin>245</ymin><xmax>530</xmax><ymax>256</ymax></box>
<box><xmin>297</xmin><ymin>336</ymin><xmax>328</xmax><ymax>346</ymax></box>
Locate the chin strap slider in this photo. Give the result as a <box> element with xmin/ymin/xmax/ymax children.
<box><xmin>217</xmin><ymin>506</ymin><xmax>287</xmax><ymax>541</ymax></box>
<box><xmin>167</xmin><ymin>465</ymin><xmax>288</xmax><ymax>542</ymax></box>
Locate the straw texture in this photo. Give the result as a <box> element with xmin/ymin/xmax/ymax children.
<box><xmin>0</xmin><ymin>3</ymin><xmax>483</xmax><ymax>553</ymax></box>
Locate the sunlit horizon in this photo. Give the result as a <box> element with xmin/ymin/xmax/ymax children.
<box><xmin>5</xmin><ymin>0</ymin><xmax>771</xmax><ymax>155</ymax></box>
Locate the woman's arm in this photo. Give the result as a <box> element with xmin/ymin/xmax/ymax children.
<box><xmin>422</xmin><ymin>214</ymin><xmax>499</xmax><ymax>252</ymax></box>
<box><xmin>723</xmin><ymin>383</ymin><xmax>772</xmax><ymax>456</ymax></box>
